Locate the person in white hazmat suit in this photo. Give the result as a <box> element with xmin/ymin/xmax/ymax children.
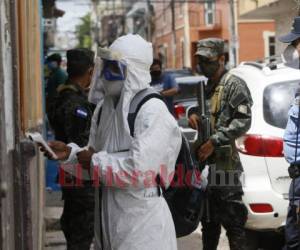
<box><xmin>43</xmin><ymin>34</ymin><xmax>182</xmax><ymax>250</ymax></box>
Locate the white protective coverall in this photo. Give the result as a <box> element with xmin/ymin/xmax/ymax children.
<box><xmin>64</xmin><ymin>34</ymin><xmax>182</xmax><ymax>250</ymax></box>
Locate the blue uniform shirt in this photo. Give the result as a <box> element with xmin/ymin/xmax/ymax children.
<box><xmin>284</xmin><ymin>97</ymin><xmax>300</xmax><ymax>164</ymax></box>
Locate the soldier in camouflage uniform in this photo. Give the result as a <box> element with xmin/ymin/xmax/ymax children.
<box><xmin>48</xmin><ymin>49</ymin><xmax>95</xmax><ymax>250</ymax></box>
<box><xmin>189</xmin><ymin>38</ymin><xmax>253</xmax><ymax>250</ymax></box>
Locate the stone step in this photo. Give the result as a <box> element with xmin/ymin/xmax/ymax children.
<box><xmin>45</xmin><ymin>207</ymin><xmax>62</xmax><ymax>231</ymax></box>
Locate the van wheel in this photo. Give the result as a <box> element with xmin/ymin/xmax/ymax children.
<box><xmin>245</xmin><ymin>229</ymin><xmax>259</xmax><ymax>250</ymax></box>
<box><xmin>245</xmin><ymin>229</ymin><xmax>284</xmax><ymax>250</ymax></box>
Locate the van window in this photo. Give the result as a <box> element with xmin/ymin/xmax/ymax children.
<box><xmin>175</xmin><ymin>83</ymin><xmax>198</xmax><ymax>102</ymax></box>
<box><xmin>263</xmin><ymin>80</ymin><xmax>300</xmax><ymax>129</ymax></box>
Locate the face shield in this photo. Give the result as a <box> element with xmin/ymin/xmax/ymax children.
<box><xmin>88</xmin><ymin>48</ymin><xmax>127</xmax><ymax>104</ymax></box>
<box><xmin>88</xmin><ymin>57</ymin><xmax>104</xmax><ymax>104</ymax></box>
<box><xmin>101</xmin><ymin>59</ymin><xmax>127</xmax><ymax>98</ymax></box>
<box><xmin>102</xmin><ymin>59</ymin><xmax>127</xmax><ymax>81</ymax></box>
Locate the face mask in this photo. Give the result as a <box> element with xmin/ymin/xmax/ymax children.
<box><xmin>47</xmin><ymin>61</ymin><xmax>58</xmax><ymax>70</ymax></box>
<box><xmin>199</xmin><ymin>60</ymin><xmax>220</xmax><ymax>78</ymax></box>
<box><xmin>102</xmin><ymin>78</ymin><xmax>124</xmax><ymax>97</ymax></box>
<box><xmin>150</xmin><ymin>71</ymin><xmax>162</xmax><ymax>81</ymax></box>
<box><xmin>282</xmin><ymin>45</ymin><xmax>300</xmax><ymax>69</ymax></box>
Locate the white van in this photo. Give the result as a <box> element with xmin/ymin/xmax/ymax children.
<box><xmin>175</xmin><ymin>63</ymin><xmax>300</xmax><ymax>249</ymax></box>
<box><xmin>232</xmin><ymin>62</ymin><xmax>300</xmax><ymax>249</ymax></box>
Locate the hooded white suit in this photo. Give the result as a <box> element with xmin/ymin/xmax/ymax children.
<box><xmin>64</xmin><ymin>34</ymin><xmax>182</xmax><ymax>250</ymax></box>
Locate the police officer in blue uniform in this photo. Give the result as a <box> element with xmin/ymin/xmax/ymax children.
<box><xmin>47</xmin><ymin>48</ymin><xmax>95</xmax><ymax>250</ymax></box>
<box><xmin>280</xmin><ymin>16</ymin><xmax>300</xmax><ymax>250</ymax></box>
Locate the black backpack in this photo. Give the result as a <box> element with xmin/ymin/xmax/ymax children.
<box><xmin>97</xmin><ymin>88</ymin><xmax>206</xmax><ymax>238</ymax></box>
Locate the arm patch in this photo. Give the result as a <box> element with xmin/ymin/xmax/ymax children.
<box><xmin>75</xmin><ymin>107</ymin><xmax>88</xmax><ymax>119</ymax></box>
<box><xmin>229</xmin><ymin>91</ymin><xmax>247</xmax><ymax>109</ymax></box>
<box><xmin>238</xmin><ymin>104</ymin><xmax>248</xmax><ymax>114</ymax></box>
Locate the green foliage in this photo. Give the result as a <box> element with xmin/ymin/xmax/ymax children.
<box><xmin>75</xmin><ymin>13</ymin><xmax>92</xmax><ymax>49</ymax></box>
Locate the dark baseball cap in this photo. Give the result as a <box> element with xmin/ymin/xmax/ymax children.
<box><xmin>278</xmin><ymin>16</ymin><xmax>300</xmax><ymax>43</ymax></box>
<box><xmin>195</xmin><ymin>38</ymin><xmax>225</xmax><ymax>58</ymax></box>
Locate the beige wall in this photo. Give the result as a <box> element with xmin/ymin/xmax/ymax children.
<box><xmin>239</xmin><ymin>0</ymin><xmax>278</xmax><ymax>16</ymax></box>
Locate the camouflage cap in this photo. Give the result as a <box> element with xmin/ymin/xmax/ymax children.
<box><xmin>195</xmin><ymin>38</ymin><xmax>225</xmax><ymax>58</ymax></box>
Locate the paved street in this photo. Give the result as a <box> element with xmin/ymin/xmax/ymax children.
<box><xmin>45</xmin><ymin>190</ymin><xmax>230</xmax><ymax>249</ymax></box>
<box><xmin>45</xmin><ymin>225</ymin><xmax>230</xmax><ymax>250</ymax></box>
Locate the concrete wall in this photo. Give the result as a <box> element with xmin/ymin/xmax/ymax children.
<box><xmin>0</xmin><ymin>1</ymin><xmax>17</xmax><ymax>249</ymax></box>
<box><xmin>0</xmin><ymin>0</ymin><xmax>45</xmax><ymax>249</ymax></box>
<box><xmin>239</xmin><ymin>0</ymin><xmax>277</xmax><ymax>16</ymax></box>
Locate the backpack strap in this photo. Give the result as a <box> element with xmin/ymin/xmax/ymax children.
<box><xmin>128</xmin><ymin>88</ymin><xmax>163</xmax><ymax>137</ymax></box>
<box><xmin>210</xmin><ymin>73</ymin><xmax>231</xmax><ymax>130</ymax></box>
<box><xmin>96</xmin><ymin>107</ymin><xmax>102</xmax><ymax>126</ymax></box>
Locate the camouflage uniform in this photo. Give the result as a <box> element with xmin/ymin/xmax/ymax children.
<box><xmin>195</xmin><ymin>38</ymin><xmax>253</xmax><ymax>250</ymax></box>
<box><xmin>48</xmin><ymin>80</ymin><xmax>95</xmax><ymax>250</ymax></box>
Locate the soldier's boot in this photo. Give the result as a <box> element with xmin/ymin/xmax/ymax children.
<box><xmin>201</xmin><ymin>220</ymin><xmax>221</xmax><ymax>250</ymax></box>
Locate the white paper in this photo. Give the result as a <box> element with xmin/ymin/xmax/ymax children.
<box><xmin>26</xmin><ymin>132</ymin><xmax>58</xmax><ymax>159</ymax></box>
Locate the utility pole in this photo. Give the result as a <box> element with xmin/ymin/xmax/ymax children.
<box><xmin>147</xmin><ymin>0</ymin><xmax>153</xmax><ymax>42</ymax></box>
<box><xmin>229</xmin><ymin>0</ymin><xmax>238</xmax><ymax>67</ymax></box>
<box><xmin>171</xmin><ymin>0</ymin><xmax>176</xmax><ymax>68</ymax></box>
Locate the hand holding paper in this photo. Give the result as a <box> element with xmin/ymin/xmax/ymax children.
<box><xmin>26</xmin><ymin>132</ymin><xmax>71</xmax><ymax>161</ymax></box>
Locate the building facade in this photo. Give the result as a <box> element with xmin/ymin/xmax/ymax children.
<box><xmin>153</xmin><ymin>0</ymin><xmax>275</xmax><ymax>70</ymax></box>
<box><xmin>91</xmin><ymin>0</ymin><xmax>140</xmax><ymax>48</ymax></box>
